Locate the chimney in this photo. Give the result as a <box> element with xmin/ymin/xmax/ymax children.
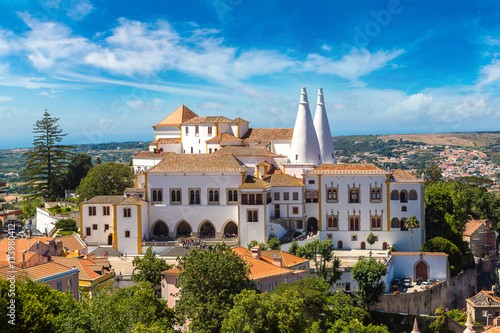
<box><xmin>22</xmin><ymin>250</ymin><xmax>27</xmax><ymax>268</ymax></box>
<box><xmin>271</xmin><ymin>254</ymin><xmax>282</xmax><ymax>267</ymax></box>
<box><xmin>251</xmin><ymin>246</ymin><xmax>261</xmax><ymax>259</ymax></box>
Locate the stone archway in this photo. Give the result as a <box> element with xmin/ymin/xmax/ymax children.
<box><xmin>415</xmin><ymin>260</ymin><xmax>429</xmax><ymax>281</ymax></box>
<box><xmin>176</xmin><ymin>221</ymin><xmax>192</xmax><ymax>237</ymax></box>
<box><xmin>307</xmin><ymin>217</ymin><xmax>318</xmax><ymax>234</ymax></box>
<box><xmin>152</xmin><ymin>220</ymin><xmax>169</xmax><ymax>240</ymax></box>
<box><xmin>199</xmin><ymin>220</ymin><xmax>216</xmax><ymax>237</ymax></box>
<box><xmin>223</xmin><ymin>221</ymin><xmax>238</xmax><ymax>238</ymax></box>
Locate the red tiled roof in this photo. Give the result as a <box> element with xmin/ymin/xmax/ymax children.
<box><xmin>154</xmin><ymin>105</ymin><xmax>198</xmax><ymax>127</ymax></box>
<box><xmin>0</xmin><ymin>261</ymin><xmax>76</xmax><ymax>281</ymax></box>
<box><xmin>133</xmin><ymin>151</ymin><xmax>172</xmax><ymax>159</ymax></box>
<box><xmin>183</xmin><ymin>116</ymin><xmax>234</xmax><ymax>124</ymax></box>
<box><xmin>239</xmin><ymin>176</ymin><xmax>271</xmax><ymax>189</ymax></box>
<box><xmin>206</xmin><ymin>133</ymin><xmax>242</xmax><ymax>143</ymax></box>
<box><xmin>309</xmin><ymin>163</ymin><xmax>385</xmax><ymax>174</ymax></box>
<box><xmin>241</xmin><ymin>128</ymin><xmax>293</xmax><ymax>142</ymax></box>
<box><xmin>213</xmin><ymin>146</ymin><xmax>281</xmax><ymax>157</ymax></box>
<box><xmin>150</xmin><ymin>153</ymin><xmax>246</xmax><ymax>173</ymax></box>
<box><xmin>263</xmin><ymin>174</ymin><xmax>304</xmax><ymax>187</ymax></box>
<box><xmin>392</xmin><ymin>169</ymin><xmax>418</xmax><ymax>181</ymax></box>
<box><xmin>464</xmin><ymin>219</ymin><xmax>487</xmax><ymax>237</ymax></box>
<box><xmin>149</xmin><ymin>138</ymin><xmax>182</xmax><ymax>145</ymax></box>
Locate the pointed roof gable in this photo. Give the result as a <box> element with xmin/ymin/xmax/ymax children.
<box><xmin>153</xmin><ymin>105</ymin><xmax>198</xmax><ymax>128</ymax></box>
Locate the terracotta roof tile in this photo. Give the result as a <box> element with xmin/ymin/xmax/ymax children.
<box><xmin>150</xmin><ymin>138</ymin><xmax>182</xmax><ymax>145</ymax></box>
<box><xmin>154</xmin><ymin>105</ymin><xmax>198</xmax><ymax>127</ymax></box>
<box><xmin>256</xmin><ymin>161</ymin><xmax>272</xmax><ymax>167</ymax></box>
<box><xmin>0</xmin><ymin>262</ymin><xmax>76</xmax><ymax>281</ymax></box>
<box><xmin>260</xmin><ymin>250</ymin><xmax>309</xmax><ymax>267</ymax></box>
<box><xmin>134</xmin><ymin>151</ymin><xmax>172</xmax><ymax>159</ymax></box>
<box><xmin>206</xmin><ymin>133</ymin><xmax>242</xmax><ymax>143</ymax></box>
<box><xmin>239</xmin><ymin>176</ymin><xmax>271</xmax><ymax>189</ymax></box>
<box><xmin>263</xmin><ymin>174</ymin><xmax>304</xmax><ymax>187</ymax></box>
<box><xmin>58</xmin><ymin>234</ymin><xmax>86</xmax><ymax>252</ymax></box>
<box><xmin>241</xmin><ymin>128</ymin><xmax>293</xmax><ymax>142</ymax></box>
<box><xmin>150</xmin><ymin>153</ymin><xmax>246</xmax><ymax>173</ymax></box>
<box><xmin>464</xmin><ymin>219</ymin><xmax>487</xmax><ymax>237</ymax></box>
<box><xmin>84</xmin><ymin>196</ymin><xmax>124</xmax><ymax>205</ymax></box>
<box><xmin>213</xmin><ymin>146</ymin><xmax>281</xmax><ymax>157</ymax></box>
<box><xmin>118</xmin><ymin>195</ymin><xmax>147</xmax><ymax>205</ymax></box>
<box><xmin>124</xmin><ymin>187</ymin><xmax>145</xmax><ymax>193</ymax></box>
<box><xmin>392</xmin><ymin>169</ymin><xmax>418</xmax><ymax>181</ymax></box>
<box><xmin>467</xmin><ymin>290</ymin><xmax>500</xmax><ymax>306</ymax></box>
<box><xmin>310</xmin><ymin>163</ymin><xmax>385</xmax><ymax>175</ymax></box>
<box><xmin>163</xmin><ymin>267</ymin><xmax>182</xmax><ymax>274</ymax></box>
<box><xmin>391</xmin><ymin>252</ymin><xmax>448</xmax><ymax>256</ymax></box>
<box><xmin>233</xmin><ymin>117</ymin><xmax>249</xmax><ymax>123</ymax></box>
<box><xmin>232</xmin><ymin>247</ymin><xmax>301</xmax><ymax>280</ymax></box>
<box><xmin>51</xmin><ymin>256</ymin><xmax>110</xmax><ymax>281</ymax></box>
<box><xmin>183</xmin><ymin>116</ymin><xmax>234</xmax><ymax>124</ymax></box>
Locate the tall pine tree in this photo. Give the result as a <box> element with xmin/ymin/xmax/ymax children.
<box><xmin>22</xmin><ymin>110</ymin><xmax>74</xmax><ymax>199</ymax></box>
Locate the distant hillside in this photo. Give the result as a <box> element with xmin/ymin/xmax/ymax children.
<box><xmin>379</xmin><ymin>132</ymin><xmax>500</xmax><ymax>147</ymax></box>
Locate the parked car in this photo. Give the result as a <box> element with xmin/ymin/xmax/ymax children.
<box><xmin>416</xmin><ymin>277</ymin><xmax>424</xmax><ymax>285</ymax></box>
<box><xmin>428</xmin><ymin>278</ymin><xmax>439</xmax><ymax>284</ymax></box>
<box><xmin>420</xmin><ymin>281</ymin><xmax>432</xmax><ymax>289</ymax></box>
<box><xmin>403</xmin><ymin>279</ymin><xmax>412</xmax><ymax>288</ymax></box>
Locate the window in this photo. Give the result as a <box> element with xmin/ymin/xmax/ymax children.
<box><xmin>400</xmin><ymin>191</ymin><xmax>408</xmax><ymax>203</ymax></box>
<box><xmin>124</xmin><ymin>208</ymin><xmax>131</xmax><ymax>218</ymax></box>
<box><xmin>208</xmin><ymin>189</ymin><xmax>220</xmax><ymax>205</ymax></box>
<box><xmin>247</xmin><ymin>209</ymin><xmax>259</xmax><ymax>222</ymax></box>
<box><xmin>125</xmin><ymin>230</ymin><xmax>130</xmax><ymax>238</ymax></box>
<box><xmin>305</xmin><ymin>191</ymin><xmax>318</xmax><ymax>203</ymax></box>
<box><xmin>189</xmin><ymin>189</ymin><xmax>200</xmax><ymax>205</ymax></box>
<box><xmin>391</xmin><ymin>218</ymin><xmax>400</xmax><ymax>229</ymax></box>
<box><xmin>190</xmin><ymin>147</ymin><xmax>193</xmax><ymax>154</ymax></box>
<box><xmin>195</xmin><ymin>125</ymin><xmax>199</xmax><ymax>136</ymax></box>
<box><xmin>274</xmin><ymin>204</ymin><xmax>280</xmax><ymax>218</ymax></box>
<box><xmin>274</xmin><ymin>192</ymin><xmax>280</xmax><ymax>201</ymax></box>
<box><xmin>103</xmin><ymin>206</ymin><xmax>110</xmax><ymax>216</ymax></box>
<box><xmin>292</xmin><ymin>207</ymin><xmax>299</xmax><ymax>214</ymax></box>
<box><xmin>295</xmin><ymin>154</ymin><xmax>298</xmax><ymax>160</ymax></box>
<box><xmin>371</xmin><ymin>218</ymin><xmax>382</xmax><ymax>229</ymax></box>
<box><xmin>92</xmin><ymin>224</ymin><xmax>98</xmax><ymax>230</ymax></box>
<box><xmin>151</xmin><ymin>189</ymin><xmax>163</xmax><ymax>203</ymax></box>
<box><xmin>86</xmin><ymin>227</ymin><xmax>91</xmax><ymax>236</ymax></box>
<box><xmin>284</xmin><ymin>192</ymin><xmax>289</xmax><ymax>201</ymax></box>
<box><xmin>293</xmin><ymin>192</ymin><xmax>299</xmax><ymax>200</ymax></box>
<box><xmin>256</xmin><ymin>282</ymin><xmax>262</xmax><ymax>291</ymax></box>
<box><xmin>269</xmin><ymin>280</ymin><xmax>278</xmax><ymax>291</ymax></box>
<box><xmin>241</xmin><ymin>194</ymin><xmax>248</xmax><ymax>204</ymax></box>
<box><xmin>349</xmin><ymin>218</ymin><xmax>360</xmax><ymax>231</ymax></box>
<box><xmin>104</xmin><ymin>224</ymin><xmax>109</xmax><ymax>231</ymax></box>
<box><xmin>57</xmin><ymin>280</ymin><xmax>62</xmax><ymax>292</ymax></box>
<box><xmin>327</xmin><ymin>216</ymin><xmax>338</xmax><ymax>229</ymax></box>
<box><xmin>227</xmin><ymin>189</ymin><xmax>238</xmax><ymax>204</ymax></box>
<box><xmin>284</xmin><ymin>277</ymin><xmax>288</xmax><ymax>284</ymax></box>
<box><xmin>170</xmin><ymin>189</ymin><xmax>182</xmax><ymax>204</ymax></box>
<box><xmin>349</xmin><ymin>190</ymin><xmax>359</xmax><ymax>203</ymax></box>
<box><xmin>88</xmin><ymin>206</ymin><xmax>96</xmax><ymax>216</ymax></box>
<box><xmin>185</xmin><ymin>127</ymin><xmax>189</xmax><ymax>135</ymax></box>
<box><xmin>326</xmin><ymin>188</ymin><xmax>338</xmax><ymax>202</ymax></box>
<box><xmin>401</xmin><ymin>218</ymin><xmax>408</xmax><ymax>231</ymax></box>
<box><xmin>68</xmin><ymin>278</ymin><xmax>73</xmax><ymax>291</ymax></box>
<box><xmin>308</xmin><ymin>180</ymin><xmax>315</xmax><ymax>184</ymax></box>
<box><xmin>402</xmin><ymin>206</ymin><xmax>407</xmax><ymax>212</ymax></box>
<box><xmin>256</xmin><ymin>194</ymin><xmax>263</xmax><ymax>204</ymax></box>
<box><xmin>312</xmin><ymin>191</ymin><xmax>318</xmax><ymax>203</ymax></box>
<box><xmin>208</xmin><ymin>126</ymin><xmax>212</xmax><ymax>135</ymax></box>
<box><xmin>351</xmin><ymin>235</ymin><xmax>357</xmax><ymax>241</ymax></box>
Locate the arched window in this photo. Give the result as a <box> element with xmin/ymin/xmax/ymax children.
<box><xmin>371</xmin><ymin>218</ymin><xmax>376</xmax><ymax>228</ymax></box>
<box><xmin>171</xmin><ymin>190</ymin><xmax>175</xmax><ymax>200</ymax></box>
<box><xmin>350</xmin><ymin>218</ymin><xmax>355</xmax><ymax>230</ymax></box>
<box><xmin>209</xmin><ymin>190</ymin><xmax>214</xmax><ymax>202</ymax></box>
<box><xmin>328</xmin><ymin>190</ymin><xmax>333</xmax><ymax>200</ymax></box>
<box><xmin>371</xmin><ymin>190</ymin><xmax>376</xmax><ymax>200</ymax></box>
<box><xmin>328</xmin><ymin>217</ymin><xmax>333</xmax><ymax>228</ymax></box>
<box><xmin>390</xmin><ymin>190</ymin><xmax>399</xmax><ymax>200</ymax></box>
<box><xmin>400</xmin><ymin>191</ymin><xmax>408</xmax><ymax>203</ymax></box>
<box><xmin>376</xmin><ymin>190</ymin><xmax>380</xmax><ymax>200</ymax></box>
<box><xmin>233</xmin><ymin>191</ymin><xmax>238</xmax><ymax>201</ymax></box>
<box><xmin>228</xmin><ymin>190</ymin><xmax>233</xmax><ymax>202</ymax></box>
<box><xmin>214</xmin><ymin>190</ymin><xmax>219</xmax><ymax>202</ymax></box>
<box><xmin>190</xmin><ymin>190</ymin><xmax>195</xmax><ymax>204</ymax></box>
<box><xmin>176</xmin><ymin>190</ymin><xmax>181</xmax><ymax>202</ymax></box>
<box><xmin>158</xmin><ymin>190</ymin><xmax>162</xmax><ymax>202</ymax></box>
<box><xmin>152</xmin><ymin>190</ymin><xmax>157</xmax><ymax>202</ymax></box>
<box><xmin>377</xmin><ymin>218</ymin><xmax>381</xmax><ymax>228</ymax></box>
<box><xmin>355</xmin><ymin>218</ymin><xmax>359</xmax><ymax>230</ymax></box>
<box><xmin>332</xmin><ymin>190</ymin><xmax>337</xmax><ymax>199</ymax></box>
<box><xmin>409</xmin><ymin>190</ymin><xmax>418</xmax><ymax>200</ymax></box>
<box><xmin>195</xmin><ymin>190</ymin><xmax>200</xmax><ymax>204</ymax></box>
<box><xmin>391</xmin><ymin>218</ymin><xmax>400</xmax><ymax>228</ymax></box>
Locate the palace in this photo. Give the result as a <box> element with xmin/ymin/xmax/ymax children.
<box><xmin>80</xmin><ymin>87</ymin><xmax>425</xmax><ymax>254</ymax></box>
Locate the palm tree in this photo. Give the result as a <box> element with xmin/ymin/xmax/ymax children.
<box><xmin>405</xmin><ymin>215</ymin><xmax>420</xmax><ymax>252</ymax></box>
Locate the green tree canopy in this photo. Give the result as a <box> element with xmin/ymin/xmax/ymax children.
<box><xmin>404</xmin><ymin>215</ymin><xmax>420</xmax><ymax>252</ymax></box>
<box><xmin>132</xmin><ymin>246</ymin><xmax>171</xmax><ymax>288</ymax></box>
<box><xmin>76</xmin><ymin>162</ymin><xmax>134</xmax><ymax>200</ymax></box>
<box><xmin>57</xmin><ymin>281</ymin><xmax>175</xmax><ymax>333</ymax></box>
<box><xmin>288</xmin><ymin>239</ymin><xmax>342</xmax><ymax>286</ymax></box>
<box><xmin>175</xmin><ymin>244</ymin><xmax>253</xmax><ymax>333</ymax></box>
<box><xmin>21</xmin><ymin>197</ymin><xmax>41</xmax><ymax>219</ymax></box>
<box><xmin>351</xmin><ymin>257</ymin><xmax>387</xmax><ymax>310</ymax></box>
<box><xmin>367</xmin><ymin>232</ymin><xmax>377</xmax><ymax>251</ymax></box>
<box><xmin>55</xmin><ymin>218</ymin><xmax>77</xmax><ymax>231</ymax></box>
<box><xmin>65</xmin><ymin>153</ymin><xmax>92</xmax><ymax>190</ymax></box>
<box><xmin>267</xmin><ymin>237</ymin><xmax>281</xmax><ymax>250</ymax></box>
<box><xmin>21</xmin><ymin>110</ymin><xmax>75</xmax><ymax>199</ymax></box>
<box><xmin>420</xmin><ymin>237</ymin><xmax>463</xmax><ymax>275</ymax></box>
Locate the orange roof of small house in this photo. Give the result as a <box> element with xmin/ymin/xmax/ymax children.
<box><xmin>149</xmin><ymin>138</ymin><xmax>182</xmax><ymax>145</ymax></box>
<box><xmin>51</xmin><ymin>256</ymin><xmax>112</xmax><ymax>281</ymax></box>
<box><xmin>309</xmin><ymin>163</ymin><xmax>385</xmax><ymax>174</ymax></box>
<box><xmin>206</xmin><ymin>133</ymin><xmax>242</xmax><ymax>143</ymax></box>
<box><xmin>241</xmin><ymin>128</ymin><xmax>293</xmax><ymax>142</ymax></box>
<box><xmin>239</xmin><ymin>176</ymin><xmax>271</xmax><ymax>189</ymax></box>
<box><xmin>153</xmin><ymin>105</ymin><xmax>198</xmax><ymax>128</ymax></box>
<box><xmin>163</xmin><ymin>267</ymin><xmax>182</xmax><ymax>275</ymax></box>
<box><xmin>183</xmin><ymin>116</ymin><xmax>234</xmax><ymax>124</ymax></box>
<box><xmin>58</xmin><ymin>234</ymin><xmax>86</xmax><ymax>252</ymax></box>
<box><xmin>263</xmin><ymin>174</ymin><xmax>304</xmax><ymax>187</ymax></box>
<box><xmin>134</xmin><ymin>151</ymin><xmax>172</xmax><ymax>159</ymax></box>
<box><xmin>213</xmin><ymin>146</ymin><xmax>281</xmax><ymax>157</ymax></box>
<box><xmin>0</xmin><ymin>261</ymin><xmax>77</xmax><ymax>281</ymax></box>
<box><xmin>150</xmin><ymin>153</ymin><xmax>246</xmax><ymax>173</ymax></box>
<box><xmin>392</xmin><ymin>169</ymin><xmax>419</xmax><ymax>181</ymax></box>
<box><xmin>260</xmin><ymin>250</ymin><xmax>309</xmax><ymax>267</ymax></box>
<box><xmin>464</xmin><ymin>219</ymin><xmax>488</xmax><ymax>237</ymax></box>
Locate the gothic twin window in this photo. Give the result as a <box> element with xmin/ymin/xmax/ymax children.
<box><xmin>189</xmin><ymin>189</ymin><xmax>200</xmax><ymax>205</ymax></box>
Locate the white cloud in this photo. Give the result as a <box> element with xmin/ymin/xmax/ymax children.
<box><xmin>37</xmin><ymin>89</ymin><xmax>61</xmax><ymax>97</ymax></box>
<box><xmin>40</xmin><ymin>0</ymin><xmax>94</xmax><ymax>21</ymax></box>
<box><xmin>321</xmin><ymin>44</ymin><xmax>332</xmax><ymax>51</ymax></box>
<box><xmin>201</xmin><ymin>101</ymin><xmax>226</xmax><ymax>109</ymax></box>
<box><xmin>480</xmin><ymin>59</ymin><xmax>500</xmax><ymax>85</ymax></box>
<box><xmin>0</xmin><ymin>96</ymin><xmax>13</xmax><ymax>102</ymax></box>
<box><xmin>301</xmin><ymin>48</ymin><xmax>404</xmax><ymax>80</ymax></box>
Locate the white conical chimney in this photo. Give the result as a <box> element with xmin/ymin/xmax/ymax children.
<box><xmin>313</xmin><ymin>87</ymin><xmax>337</xmax><ymax>164</ymax></box>
<box><xmin>288</xmin><ymin>87</ymin><xmax>321</xmax><ymax>165</ymax></box>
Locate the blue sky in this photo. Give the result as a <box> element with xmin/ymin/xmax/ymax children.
<box><xmin>1</xmin><ymin>0</ymin><xmax>500</xmax><ymax>148</ymax></box>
